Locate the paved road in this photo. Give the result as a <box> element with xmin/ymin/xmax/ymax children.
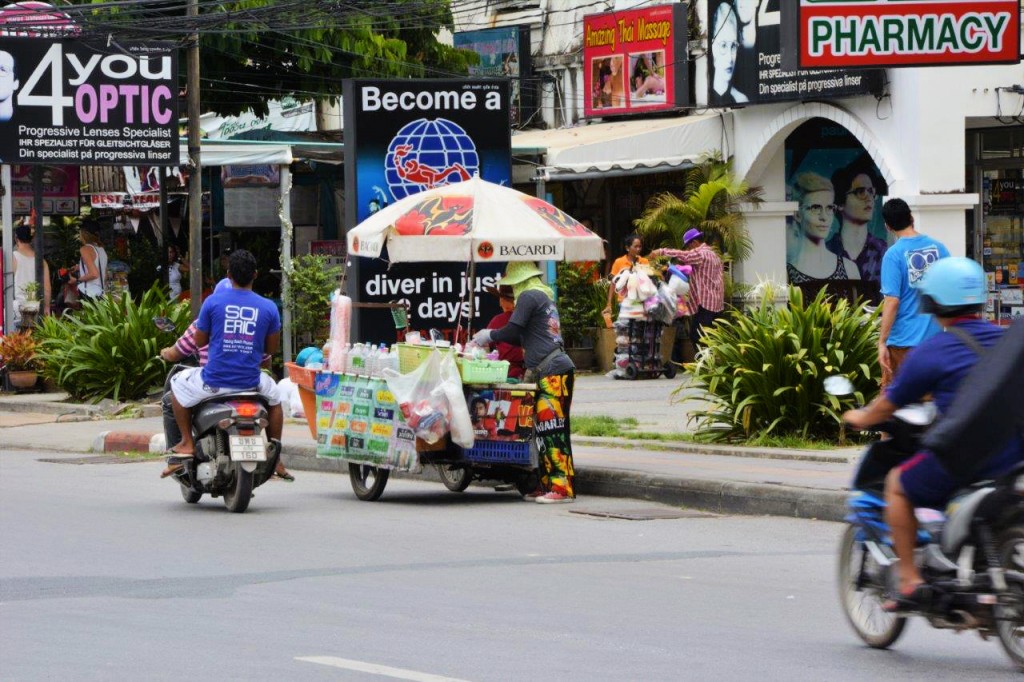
<box><xmin>2</xmin><ymin>449</ymin><xmax>1019</xmax><ymax>680</ymax></box>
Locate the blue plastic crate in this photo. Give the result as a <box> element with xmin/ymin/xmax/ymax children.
<box><xmin>461</xmin><ymin>438</ymin><xmax>532</xmax><ymax>466</ymax></box>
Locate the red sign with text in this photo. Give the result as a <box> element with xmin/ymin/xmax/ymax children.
<box><xmin>798</xmin><ymin>0</ymin><xmax>1021</xmax><ymax>68</ymax></box>
<box><xmin>582</xmin><ymin>3</ymin><xmax>689</xmax><ymax>117</ymax></box>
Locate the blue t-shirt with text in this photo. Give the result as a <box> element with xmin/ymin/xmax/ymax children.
<box><xmin>880</xmin><ymin>234</ymin><xmax>950</xmax><ymax>347</ymax></box>
<box><xmin>196</xmin><ymin>288</ymin><xmax>281</xmax><ymax>388</ymax></box>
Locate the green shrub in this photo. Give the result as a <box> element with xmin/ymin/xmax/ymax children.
<box><xmin>34</xmin><ymin>284</ymin><xmax>191</xmax><ymax>402</ymax></box>
<box><xmin>555</xmin><ymin>262</ymin><xmax>603</xmax><ymax>347</ymax></box>
<box><xmin>284</xmin><ymin>254</ymin><xmax>343</xmax><ymax>345</ymax></box>
<box><xmin>683</xmin><ymin>284</ymin><xmax>880</xmax><ymax>442</ymax></box>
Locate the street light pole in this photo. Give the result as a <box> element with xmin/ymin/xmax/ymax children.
<box><xmin>187</xmin><ymin>0</ymin><xmax>202</xmax><ymax>316</ymax></box>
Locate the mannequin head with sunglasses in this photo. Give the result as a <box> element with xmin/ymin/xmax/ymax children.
<box><xmin>787</xmin><ymin>171</ymin><xmax>860</xmax><ymax>283</ymax></box>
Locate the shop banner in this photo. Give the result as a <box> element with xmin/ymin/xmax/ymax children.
<box><xmin>0</xmin><ymin>37</ymin><xmax>179</xmax><ymax>166</ymax></box>
<box><xmin>583</xmin><ymin>3</ymin><xmax>689</xmax><ymax>117</ymax></box>
<box><xmin>785</xmin><ymin>0</ymin><xmax>1021</xmax><ymax>69</ymax></box>
<box><xmin>342</xmin><ymin>78</ymin><xmax>511</xmax><ymax>343</ymax></box>
<box><xmin>708</xmin><ymin>0</ymin><xmax>882</xmax><ymax>106</ymax></box>
<box><xmin>784</xmin><ymin>118</ymin><xmax>890</xmax><ymax>306</ymax></box>
<box><xmin>11</xmin><ymin>163</ymin><xmax>77</xmax><ymax>214</ymax></box>
<box><xmin>454</xmin><ymin>26</ymin><xmax>533</xmax><ymax>127</ymax></box>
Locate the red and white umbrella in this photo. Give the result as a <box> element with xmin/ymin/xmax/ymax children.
<box><xmin>346</xmin><ymin>176</ymin><xmax>605</xmax><ymax>263</ymax></box>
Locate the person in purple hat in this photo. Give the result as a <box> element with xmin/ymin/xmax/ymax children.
<box><xmin>654</xmin><ymin>228</ymin><xmax>725</xmax><ymax>350</ymax></box>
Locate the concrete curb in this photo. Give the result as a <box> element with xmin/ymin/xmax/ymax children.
<box><xmin>93</xmin><ymin>431</ymin><xmax>165</xmax><ymax>454</ymax></box>
<box><xmin>84</xmin><ymin>431</ymin><xmax>848</xmax><ymax>521</ymax></box>
<box><xmin>0</xmin><ymin>398</ymin><xmax>162</xmax><ymax>419</ymax></box>
<box><xmin>572</xmin><ymin>436</ymin><xmax>856</xmax><ymax>464</ymax></box>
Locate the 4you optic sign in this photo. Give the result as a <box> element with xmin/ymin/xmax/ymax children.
<box><xmin>795</xmin><ymin>0</ymin><xmax>1021</xmax><ymax>68</ymax></box>
<box><xmin>0</xmin><ymin>38</ymin><xmax>179</xmax><ymax>165</ymax></box>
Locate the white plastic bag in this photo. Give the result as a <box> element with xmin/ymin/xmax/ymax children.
<box><xmin>440</xmin><ymin>353</ymin><xmax>474</xmax><ymax>449</ymax></box>
<box><xmin>383</xmin><ymin>350</ymin><xmax>450</xmax><ymax>444</ymax></box>
<box><xmin>277</xmin><ymin>377</ymin><xmax>304</xmax><ymax>418</ymax></box>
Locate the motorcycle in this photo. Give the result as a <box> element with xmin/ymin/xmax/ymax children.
<box><xmin>828</xmin><ymin>376</ymin><xmax>1024</xmax><ymax>669</ymax></box>
<box><xmin>157</xmin><ymin>317</ymin><xmax>280</xmax><ymax>513</ymax></box>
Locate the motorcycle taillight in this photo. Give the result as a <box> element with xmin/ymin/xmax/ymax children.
<box><xmin>228</xmin><ymin>401</ymin><xmax>261</xmax><ymax>418</ymax></box>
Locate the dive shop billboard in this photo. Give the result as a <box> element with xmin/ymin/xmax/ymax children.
<box><xmin>583</xmin><ymin>3</ymin><xmax>690</xmax><ymax>117</ymax></box>
<box><xmin>0</xmin><ymin>38</ymin><xmax>179</xmax><ymax>165</ymax></box>
<box><xmin>342</xmin><ymin>79</ymin><xmax>511</xmax><ymax>342</ymax></box>
<box><xmin>708</xmin><ymin>0</ymin><xmax>882</xmax><ymax>107</ymax></box>
<box><xmin>785</xmin><ymin>0</ymin><xmax>1022</xmax><ymax>68</ymax></box>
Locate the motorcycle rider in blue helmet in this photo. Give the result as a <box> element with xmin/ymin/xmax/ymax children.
<box><xmin>843</xmin><ymin>257</ymin><xmax>1024</xmax><ymax>612</ymax></box>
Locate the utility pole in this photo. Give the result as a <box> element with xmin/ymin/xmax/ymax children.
<box><xmin>187</xmin><ymin>0</ymin><xmax>202</xmax><ymax>316</ymax></box>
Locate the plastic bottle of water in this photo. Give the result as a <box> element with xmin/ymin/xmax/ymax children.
<box><xmin>350</xmin><ymin>343</ymin><xmax>365</xmax><ymax>376</ymax></box>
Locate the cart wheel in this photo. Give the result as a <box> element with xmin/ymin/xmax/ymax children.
<box><xmin>348</xmin><ymin>463</ymin><xmax>390</xmax><ymax>501</ymax></box>
<box><xmin>435</xmin><ymin>464</ymin><xmax>472</xmax><ymax>492</ymax></box>
<box><xmin>663</xmin><ymin>362</ymin><xmax>678</xmax><ymax>379</ymax></box>
<box><xmin>624</xmin><ymin>364</ymin><xmax>638</xmax><ymax>380</ymax></box>
<box><xmin>515</xmin><ymin>471</ymin><xmax>541</xmax><ymax>496</ymax></box>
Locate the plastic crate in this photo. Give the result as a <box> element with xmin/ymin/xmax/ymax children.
<box><xmin>458</xmin><ymin>358</ymin><xmax>509</xmax><ymax>384</ymax></box>
<box><xmin>461</xmin><ymin>438</ymin><xmax>532</xmax><ymax>466</ymax></box>
<box><xmin>285</xmin><ymin>362</ymin><xmax>316</xmax><ymax>391</ymax></box>
<box><xmin>396</xmin><ymin>343</ymin><xmax>455</xmax><ymax>374</ymax></box>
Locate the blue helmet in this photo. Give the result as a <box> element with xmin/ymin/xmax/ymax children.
<box><xmin>916</xmin><ymin>257</ymin><xmax>986</xmax><ymax>315</ymax></box>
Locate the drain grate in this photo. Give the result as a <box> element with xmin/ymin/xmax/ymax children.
<box><xmin>569</xmin><ymin>507</ymin><xmax>717</xmax><ymax>521</ymax></box>
<box><xmin>38</xmin><ymin>456</ymin><xmax>151</xmax><ymax>465</ymax></box>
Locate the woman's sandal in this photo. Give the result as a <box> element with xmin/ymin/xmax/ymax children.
<box><xmin>274</xmin><ymin>469</ymin><xmax>295</xmax><ymax>482</ymax></box>
<box><xmin>883</xmin><ymin>583</ymin><xmax>931</xmax><ymax>613</ymax></box>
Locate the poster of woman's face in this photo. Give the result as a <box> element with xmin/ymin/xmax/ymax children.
<box><xmin>784</xmin><ymin>120</ymin><xmax>890</xmax><ymax>304</ymax></box>
<box><xmin>708</xmin><ymin>1</ymin><xmax>749</xmax><ymax>106</ymax></box>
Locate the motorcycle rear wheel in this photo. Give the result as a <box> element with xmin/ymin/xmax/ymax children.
<box><xmin>435</xmin><ymin>464</ymin><xmax>472</xmax><ymax>492</ymax></box>
<box><xmin>223</xmin><ymin>467</ymin><xmax>254</xmax><ymax>513</ymax></box>
<box><xmin>996</xmin><ymin>526</ymin><xmax>1024</xmax><ymax>671</ymax></box>
<box><xmin>837</xmin><ymin>525</ymin><xmax>907</xmax><ymax>648</ymax></box>
<box><xmin>349</xmin><ymin>463</ymin><xmax>389</xmax><ymax>501</ymax></box>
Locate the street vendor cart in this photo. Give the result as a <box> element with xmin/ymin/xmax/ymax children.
<box><xmin>291</xmin><ymin>176</ymin><xmax>605</xmax><ymax>501</ymax></box>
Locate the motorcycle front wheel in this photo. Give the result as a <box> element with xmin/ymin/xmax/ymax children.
<box><xmin>223</xmin><ymin>466</ymin><xmax>254</xmax><ymax>513</ymax></box>
<box><xmin>349</xmin><ymin>463</ymin><xmax>389</xmax><ymax>501</ymax></box>
<box><xmin>837</xmin><ymin>525</ymin><xmax>907</xmax><ymax>648</ymax></box>
<box><xmin>996</xmin><ymin>526</ymin><xmax>1024</xmax><ymax>671</ymax></box>
<box><xmin>180</xmin><ymin>482</ymin><xmax>202</xmax><ymax>504</ymax></box>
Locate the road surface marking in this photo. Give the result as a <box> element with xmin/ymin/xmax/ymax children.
<box><xmin>296</xmin><ymin>656</ymin><xmax>471</xmax><ymax>681</ymax></box>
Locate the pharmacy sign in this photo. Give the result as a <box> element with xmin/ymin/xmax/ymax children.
<box><xmin>795</xmin><ymin>0</ymin><xmax>1021</xmax><ymax>68</ymax></box>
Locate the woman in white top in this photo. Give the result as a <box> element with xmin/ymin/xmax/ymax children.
<box><xmin>68</xmin><ymin>222</ymin><xmax>107</xmax><ymax>301</ymax></box>
<box><xmin>12</xmin><ymin>224</ymin><xmax>50</xmax><ymax>329</ymax></box>
<box><xmin>166</xmin><ymin>244</ymin><xmax>182</xmax><ymax>300</ymax></box>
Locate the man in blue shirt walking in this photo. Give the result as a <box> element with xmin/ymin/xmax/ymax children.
<box><xmin>877</xmin><ymin>198</ymin><xmax>950</xmax><ymax>388</ymax></box>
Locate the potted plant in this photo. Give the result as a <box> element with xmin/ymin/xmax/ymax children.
<box><xmin>0</xmin><ymin>331</ymin><xmax>42</xmax><ymax>389</ymax></box>
<box><xmin>555</xmin><ymin>262</ymin><xmax>603</xmax><ymax>370</ymax></box>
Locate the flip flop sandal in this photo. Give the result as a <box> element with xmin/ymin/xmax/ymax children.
<box><xmin>160</xmin><ymin>462</ymin><xmax>184</xmax><ymax>478</ymax></box>
<box><xmin>274</xmin><ymin>470</ymin><xmax>296</xmax><ymax>482</ymax></box>
<box><xmin>883</xmin><ymin>583</ymin><xmax>931</xmax><ymax>613</ymax></box>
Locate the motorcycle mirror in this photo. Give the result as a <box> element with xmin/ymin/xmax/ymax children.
<box><xmin>153</xmin><ymin>316</ymin><xmax>176</xmax><ymax>333</ymax></box>
<box><xmin>824</xmin><ymin>375</ymin><xmax>855</xmax><ymax>396</ymax></box>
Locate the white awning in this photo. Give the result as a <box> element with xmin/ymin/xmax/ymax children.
<box><xmin>511</xmin><ymin>112</ymin><xmax>731</xmax><ymax>181</ymax></box>
<box><xmin>178</xmin><ymin>141</ymin><xmax>294</xmax><ymax>167</ymax></box>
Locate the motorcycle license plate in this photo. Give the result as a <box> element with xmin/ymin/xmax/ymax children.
<box><xmin>229</xmin><ymin>435</ymin><xmax>267</xmax><ymax>462</ymax></box>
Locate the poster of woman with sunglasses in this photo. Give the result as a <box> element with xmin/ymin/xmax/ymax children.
<box><xmin>785</xmin><ymin>120</ymin><xmax>890</xmax><ymax>304</ymax></box>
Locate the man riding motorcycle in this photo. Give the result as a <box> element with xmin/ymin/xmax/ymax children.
<box><xmin>843</xmin><ymin>257</ymin><xmax>1024</xmax><ymax>611</ymax></box>
<box><xmin>163</xmin><ymin>250</ymin><xmax>286</xmax><ymax>478</ymax></box>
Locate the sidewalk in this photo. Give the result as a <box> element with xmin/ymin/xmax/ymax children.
<box><xmin>0</xmin><ymin>374</ymin><xmax>858</xmax><ymax>521</ymax></box>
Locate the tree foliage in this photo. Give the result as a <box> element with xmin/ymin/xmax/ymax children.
<box><xmin>633</xmin><ymin>152</ymin><xmax>764</xmax><ymax>264</ymax></box>
<box><xmin>81</xmin><ymin>0</ymin><xmax>477</xmax><ymax>116</ymax></box>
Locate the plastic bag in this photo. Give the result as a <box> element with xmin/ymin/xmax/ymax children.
<box><xmin>383</xmin><ymin>350</ymin><xmax>451</xmax><ymax>445</ymax></box>
<box><xmin>277</xmin><ymin>377</ymin><xmax>305</xmax><ymax>418</ymax></box>
<box><xmin>650</xmin><ymin>283</ymin><xmax>679</xmax><ymax>325</ymax></box>
<box><xmin>440</xmin><ymin>353</ymin><xmax>474</xmax><ymax>449</ymax></box>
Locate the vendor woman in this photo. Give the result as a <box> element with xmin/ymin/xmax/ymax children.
<box><xmin>473</xmin><ymin>262</ymin><xmax>576</xmax><ymax>504</ymax></box>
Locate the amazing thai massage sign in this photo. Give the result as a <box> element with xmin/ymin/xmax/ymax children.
<box><xmin>0</xmin><ymin>38</ymin><xmax>179</xmax><ymax>165</ymax></box>
<box><xmin>794</xmin><ymin>0</ymin><xmax>1021</xmax><ymax>68</ymax></box>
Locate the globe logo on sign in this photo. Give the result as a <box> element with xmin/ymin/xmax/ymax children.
<box><xmin>385</xmin><ymin>118</ymin><xmax>479</xmax><ymax>201</ymax></box>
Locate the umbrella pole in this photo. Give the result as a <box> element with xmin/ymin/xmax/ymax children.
<box><xmin>466</xmin><ymin>258</ymin><xmax>476</xmax><ymax>340</ymax></box>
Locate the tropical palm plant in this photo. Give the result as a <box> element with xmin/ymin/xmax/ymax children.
<box><xmin>633</xmin><ymin>151</ymin><xmax>764</xmax><ymax>263</ymax></box>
